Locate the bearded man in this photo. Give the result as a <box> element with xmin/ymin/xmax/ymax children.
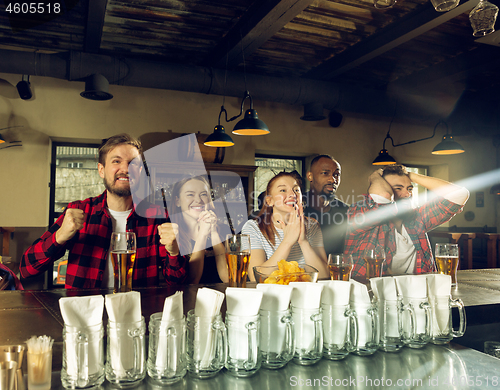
<box><xmin>21</xmin><ymin>134</ymin><xmax>187</xmax><ymax>288</ymax></box>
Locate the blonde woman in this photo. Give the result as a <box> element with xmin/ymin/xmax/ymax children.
<box><xmin>170</xmin><ymin>176</ymin><xmax>227</xmax><ymax>284</ymax></box>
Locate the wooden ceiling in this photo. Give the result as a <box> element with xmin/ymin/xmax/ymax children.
<box><xmin>1</xmin><ymin>0</ymin><xmax>499</xmax><ymax>99</ymax></box>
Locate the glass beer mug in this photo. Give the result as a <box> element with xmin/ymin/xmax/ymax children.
<box><xmin>291</xmin><ymin>306</ymin><xmax>323</xmax><ymax>365</ymax></box>
<box><xmin>379</xmin><ymin>299</ymin><xmax>415</xmax><ymax>353</ymax></box>
<box><xmin>401</xmin><ymin>297</ymin><xmax>432</xmax><ymax>348</ymax></box>
<box><xmin>348</xmin><ymin>302</ymin><xmax>379</xmax><ymax>356</ymax></box>
<box><xmin>430</xmin><ymin>296</ymin><xmax>466</xmax><ymax>344</ymax></box>
<box><xmin>147</xmin><ymin>313</ymin><xmax>187</xmax><ymax>385</ymax></box>
<box><xmin>259</xmin><ymin>309</ymin><xmax>294</xmax><ymax>369</ymax></box>
<box><xmin>322</xmin><ymin>303</ymin><xmax>357</xmax><ymax>360</ymax></box>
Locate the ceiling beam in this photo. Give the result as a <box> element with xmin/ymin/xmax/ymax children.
<box><xmin>84</xmin><ymin>0</ymin><xmax>108</xmax><ymax>53</ymax></box>
<box><xmin>389</xmin><ymin>45</ymin><xmax>500</xmax><ymax>94</ymax></box>
<box><xmin>305</xmin><ymin>0</ymin><xmax>480</xmax><ymax>80</ymax></box>
<box><xmin>204</xmin><ymin>0</ymin><xmax>314</xmax><ymax>69</ymax></box>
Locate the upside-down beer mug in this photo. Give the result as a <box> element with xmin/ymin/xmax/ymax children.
<box><xmin>185</xmin><ymin>310</ymin><xmax>226</xmax><ymax>379</ymax></box>
<box><xmin>291</xmin><ymin>306</ymin><xmax>323</xmax><ymax>365</ymax></box>
<box><xmin>106</xmin><ymin>317</ymin><xmax>146</xmax><ymax>387</ymax></box>
<box><xmin>322</xmin><ymin>304</ymin><xmax>356</xmax><ymax>360</ymax></box>
<box><xmin>430</xmin><ymin>296</ymin><xmax>466</xmax><ymax>344</ymax></box>
<box><xmin>61</xmin><ymin>323</ymin><xmax>105</xmax><ymax>389</ymax></box>
<box><xmin>225</xmin><ymin>313</ymin><xmax>261</xmax><ymax>377</ymax></box>
<box><xmin>379</xmin><ymin>299</ymin><xmax>415</xmax><ymax>353</ymax></box>
<box><xmin>402</xmin><ymin>297</ymin><xmax>432</xmax><ymax>348</ymax></box>
<box><xmin>147</xmin><ymin>313</ymin><xmax>186</xmax><ymax>385</ymax></box>
<box><xmin>349</xmin><ymin>302</ymin><xmax>379</xmax><ymax>356</ymax></box>
<box><xmin>259</xmin><ymin>309</ymin><xmax>294</xmax><ymax>369</ymax></box>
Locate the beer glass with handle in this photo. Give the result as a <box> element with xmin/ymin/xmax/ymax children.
<box><xmin>327</xmin><ymin>254</ymin><xmax>353</xmax><ymax>281</ymax></box>
<box><xmin>110</xmin><ymin>232</ymin><xmax>137</xmax><ymax>293</ymax></box>
<box><xmin>435</xmin><ymin>243</ymin><xmax>459</xmax><ymax>287</ymax></box>
<box><xmin>225</xmin><ymin>234</ymin><xmax>251</xmax><ymax>288</ymax></box>
<box><xmin>363</xmin><ymin>245</ymin><xmax>385</xmax><ymax>280</ymax></box>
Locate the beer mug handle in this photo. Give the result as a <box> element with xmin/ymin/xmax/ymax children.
<box><xmin>367</xmin><ymin>306</ymin><xmax>379</xmax><ymax>345</ymax></box>
<box><xmin>166</xmin><ymin>326</ymin><xmax>178</xmax><ymax>372</ymax></box>
<box><xmin>310</xmin><ymin>312</ymin><xmax>323</xmax><ymax>354</ymax></box>
<box><xmin>76</xmin><ymin>332</ymin><xmax>89</xmax><ymax>388</ymax></box>
<box><xmin>344</xmin><ymin>308</ymin><xmax>358</xmax><ymax>353</ymax></box>
<box><xmin>420</xmin><ymin>301</ymin><xmax>432</xmax><ymax>342</ymax></box>
<box><xmin>400</xmin><ymin>301</ymin><xmax>416</xmax><ymax>342</ymax></box>
<box><xmin>282</xmin><ymin>314</ymin><xmax>295</xmax><ymax>359</ymax></box>
<box><xmin>245</xmin><ymin>321</ymin><xmax>259</xmax><ymax>370</ymax></box>
<box><xmin>212</xmin><ymin>320</ymin><xmax>227</xmax><ymax>366</ymax></box>
<box><xmin>450</xmin><ymin>298</ymin><xmax>466</xmax><ymax>337</ymax></box>
<box><xmin>129</xmin><ymin>327</ymin><xmax>144</xmax><ymax>374</ymax></box>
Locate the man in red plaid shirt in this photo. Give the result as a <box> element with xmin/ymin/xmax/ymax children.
<box><xmin>345</xmin><ymin>165</ymin><xmax>469</xmax><ymax>280</ymax></box>
<box><xmin>20</xmin><ymin>134</ymin><xmax>187</xmax><ymax>289</ymax></box>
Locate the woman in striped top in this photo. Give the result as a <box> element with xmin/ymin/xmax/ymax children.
<box><xmin>242</xmin><ymin>172</ymin><xmax>328</xmax><ymax>280</ymax></box>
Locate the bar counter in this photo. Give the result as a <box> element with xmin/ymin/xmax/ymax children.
<box><xmin>2</xmin><ymin>269</ymin><xmax>500</xmax><ymax>389</ymax></box>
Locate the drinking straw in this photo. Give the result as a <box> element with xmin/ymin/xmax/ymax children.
<box><xmin>25</xmin><ymin>336</ymin><xmax>53</xmax><ymax>383</ymax></box>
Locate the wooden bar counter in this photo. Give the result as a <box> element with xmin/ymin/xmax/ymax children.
<box><xmin>2</xmin><ymin>271</ymin><xmax>500</xmax><ymax>389</ymax></box>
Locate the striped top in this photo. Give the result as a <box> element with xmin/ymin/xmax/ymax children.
<box><xmin>241</xmin><ymin>218</ymin><xmax>324</xmax><ymax>265</ymax></box>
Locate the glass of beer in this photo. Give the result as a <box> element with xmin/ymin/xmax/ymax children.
<box><xmin>110</xmin><ymin>232</ymin><xmax>137</xmax><ymax>293</ymax></box>
<box><xmin>327</xmin><ymin>254</ymin><xmax>353</xmax><ymax>281</ymax></box>
<box><xmin>435</xmin><ymin>243</ymin><xmax>459</xmax><ymax>286</ymax></box>
<box><xmin>225</xmin><ymin>234</ymin><xmax>251</xmax><ymax>288</ymax></box>
<box><xmin>363</xmin><ymin>246</ymin><xmax>385</xmax><ymax>280</ymax></box>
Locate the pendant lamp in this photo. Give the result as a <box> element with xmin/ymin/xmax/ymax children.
<box><xmin>204</xmin><ymin>106</ymin><xmax>234</xmax><ymax>147</ymax></box>
<box><xmin>232</xmin><ymin>91</ymin><xmax>269</xmax><ymax>136</ymax></box>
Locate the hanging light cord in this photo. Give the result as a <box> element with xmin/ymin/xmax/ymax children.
<box><xmin>382</xmin><ymin>116</ymin><xmax>443</xmax><ymax>149</ymax></box>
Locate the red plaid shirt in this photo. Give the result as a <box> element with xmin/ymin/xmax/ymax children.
<box><xmin>20</xmin><ymin>191</ymin><xmax>188</xmax><ymax>288</ymax></box>
<box><xmin>344</xmin><ymin>194</ymin><xmax>463</xmax><ymax>279</ymax></box>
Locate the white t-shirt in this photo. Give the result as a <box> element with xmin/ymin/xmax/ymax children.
<box><xmin>241</xmin><ymin>218</ymin><xmax>324</xmax><ymax>266</ymax></box>
<box><xmin>102</xmin><ymin>209</ymin><xmax>131</xmax><ymax>288</ymax></box>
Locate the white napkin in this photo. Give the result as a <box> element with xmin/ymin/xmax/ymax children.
<box><xmin>426</xmin><ymin>274</ymin><xmax>452</xmax><ymax>297</ymax></box>
<box><xmin>370</xmin><ymin>277</ymin><xmax>399</xmax><ymax>338</ymax></box>
<box><xmin>105</xmin><ymin>291</ymin><xmax>142</xmax><ymax>322</ymax></box>
<box><xmin>256</xmin><ymin>284</ymin><xmax>293</xmax><ymax>311</ymax></box>
<box><xmin>156</xmin><ymin>291</ymin><xmax>184</xmax><ymax>368</ymax></box>
<box><xmin>349</xmin><ymin>280</ymin><xmax>372</xmax><ymax>304</ymax></box>
<box><xmin>319</xmin><ymin>281</ymin><xmax>351</xmax><ymax>347</ymax></box>
<box><xmin>105</xmin><ymin>292</ymin><xmax>142</xmax><ymax>375</ymax></box>
<box><xmin>394</xmin><ymin>275</ymin><xmax>428</xmax><ymax>334</ymax></box>
<box><xmin>60</xmin><ymin>295</ymin><xmax>105</xmax><ymax>327</ymax></box>
<box><xmin>256</xmin><ymin>284</ymin><xmax>293</xmax><ymax>355</ymax></box>
<box><xmin>225</xmin><ymin>288</ymin><xmax>263</xmax><ymax>361</ymax></box>
<box><xmin>290</xmin><ymin>282</ymin><xmax>324</xmax><ymax>351</ymax></box>
<box><xmin>427</xmin><ymin>274</ymin><xmax>452</xmax><ymax>336</ymax></box>
<box><xmin>194</xmin><ymin>287</ymin><xmax>224</xmax><ymax>317</ymax></box>
<box><xmin>394</xmin><ymin>275</ymin><xmax>428</xmax><ymax>298</ymax></box>
<box><xmin>370</xmin><ymin>277</ymin><xmax>398</xmax><ymax>301</ymax></box>
<box><xmin>226</xmin><ymin>287</ymin><xmax>263</xmax><ymax>316</ymax></box>
<box><xmin>290</xmin><ymin>282</ymin><xmax>324</xmax><ymax>309</ymax></box>
<box><xmin>349</xmin><ymin>280</ymin><xmax>374</xmax><ymax>346</ymax></box>
<box><xmin>193</xmin><ymin>288</ymin><xmax>225</xmax><ymax>367</ymax></box>
<box><xmin>318</xmin><ymin>280</ymin><xmax>351</xmax><ymax>306</ymax></box>
<box><xmin>59</xmin><ymin>295</ymin><xmax>104</xmax><ymax>378</ymax></box>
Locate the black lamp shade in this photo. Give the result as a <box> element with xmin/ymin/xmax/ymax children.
<box><xmin>232</xmin><ymin>109</ymin><xmax>269</xmax><ymax>135</ymax></box>
<box><xmin>204</xmin><ymin>125</ymin><xmax>234</xmax><ymax>147</ymax></box>
<box><xmin>372</xmin><ymin>149</ymin><xmax>397</xmax><ymax>165</ymax></box>
<box><xmin>80</xmin><ymin>74</ymin><xmax>113</xmax><ymax>101</ymax></box>
<box><xmin>431</xmin><ymin>134</ymin><xmax>464</xmax><ymax>155</ymax></box>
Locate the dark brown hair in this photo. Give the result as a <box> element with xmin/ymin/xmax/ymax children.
<box><xmin>382</xmin><ymin>164</ymin><xmax>408</xmax><ymax>177</ymax></box>
<box><xmin>99</xmin><ymin>133</ymin><xmax>142</xmax><ymax>166</ymax></box>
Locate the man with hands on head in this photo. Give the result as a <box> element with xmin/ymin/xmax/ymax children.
<box><xmin>21</xmin><ymin>133</ymin><xmax>188</xmax><ymax>289</ymax></box>
<box><xmin>344</xmin><ymin>165</ymin><xmax>469</xmax><ymax>280</ymax></box>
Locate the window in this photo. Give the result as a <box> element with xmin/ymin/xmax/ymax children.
<box><xmin>48</xmin><ymin>142</ymin><xmax>104</xmax><ymax>287</ymax></box>
<box><xmin>253</xmin><ymin>154</ymin><xmax>305</xmax><ymax>210</ymax></box>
